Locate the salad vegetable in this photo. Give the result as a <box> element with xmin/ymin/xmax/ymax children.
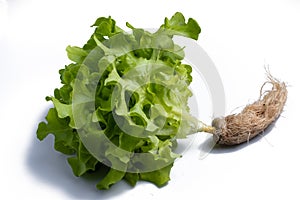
<box><xmin>37</xmin><ymin>12</ymin><xmax>210</xmax><ymax>189</ymax></box>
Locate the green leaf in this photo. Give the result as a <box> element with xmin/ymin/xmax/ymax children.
<box><xmin>59</xmin><ymin>63</ymin><xmax>80</xmax><ymax>85</ymax></box>
<box><xmin>124</xmin><ymin>172</ymin><xmax>139</xmax><ymax>186</ymax></box>
<box><xmin>161</xmin><ymin>12</ymin><xmax>201</xmax><ymax>40</ymax></box>
<box><xmin>66</xmin><ymin>46</ymin><xmax>88</xmax><ymax>63</ymax></box>
<box><xmin>96</xmin><ymin>168</ymin><xmax>126</xmax><ymax>190</ymax></box>
<box><xmin>67</xmin><ymin>141</ymin><xmax>98</xmax><ymax>176</ymax></box>
<box><xmin>139</xmin><ymin>163</ymin><xmax>173</xmax><ymax>187</ymax></box>
<box><xmin>92</xmin><ymin>16</ymin><xmax>123</xmax><ymax>37</ymax></box>
<box><xmin>37</xmin><ymin>108</ymin><xmax>76</xmax><ymax>155</ymax></box>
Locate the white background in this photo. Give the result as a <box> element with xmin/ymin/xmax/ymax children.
<box><xmin>1</xmin><ymin>0</ymin><xmax>300</xmax><ymax>199</ymax></box>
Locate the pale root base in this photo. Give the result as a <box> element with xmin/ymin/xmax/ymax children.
<box><xmin>213</xmin><ymin>73</ymin><xmax>287</xmax><ymax>145</ymax></box>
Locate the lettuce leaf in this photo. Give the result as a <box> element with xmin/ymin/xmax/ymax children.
<box><xmin>37</xmin><ymin>12</ymin><xmax>201</xmax><ymax>190</ymax></box>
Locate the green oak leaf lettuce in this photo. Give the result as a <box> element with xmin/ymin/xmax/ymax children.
<box><xmin>37</xmin><ymin>12</ymin><xmax>201</xmax><ymax>190</ymax></box>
